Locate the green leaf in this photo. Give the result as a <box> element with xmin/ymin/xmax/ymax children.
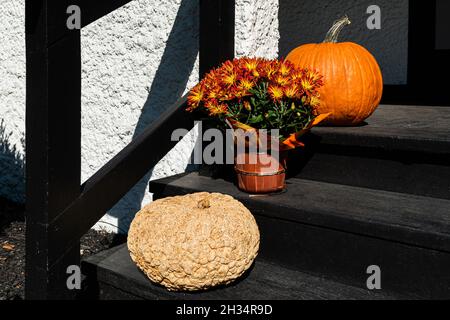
<box><xmin>249</xmin><ymin>114</ymin><xmax>264</xmax><ymax>124</ymax></box>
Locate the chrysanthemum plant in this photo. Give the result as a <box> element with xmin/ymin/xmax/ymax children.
<box><xmin>187</xmin><ymin>57</ymin><xmax>329</xmax><ymax>150</ymax></box>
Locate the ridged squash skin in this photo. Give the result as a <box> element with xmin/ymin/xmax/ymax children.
<box><xmin>128</xmin><ymin>192</ymin><xmax>260</xmax><ymax>292</ymax></box>
<box><xmin>286</xmin><ymin>17</ymin><xmax>383</xmax><ymax>126</ymax></box>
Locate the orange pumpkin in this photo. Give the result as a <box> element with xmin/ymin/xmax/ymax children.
<box><xmin>286</xmin><ymin>16</ymin><xmax>383</xmax><ymax>126</ymax></box>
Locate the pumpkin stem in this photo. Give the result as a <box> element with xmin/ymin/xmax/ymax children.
<box><xmin>323</xmin><ymin>16</ymin><xmax>351</xmax><ymax>43</ymax></box>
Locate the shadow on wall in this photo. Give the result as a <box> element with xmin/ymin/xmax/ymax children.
<box><xmin>0</xmin><ymin>119</ymin><xmax>25</xmax><ymax>205</ymax></box>
<box><xmin>106</xmin><ymin>0</ymin><xmax>199</xmax><ymax>233</ymax></box>
<box><xmin>278</xmin><ymin>0</ymin><xmax>409</xmax><ymax>86</ymax></box>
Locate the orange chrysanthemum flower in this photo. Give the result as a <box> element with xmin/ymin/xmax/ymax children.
<box><xmin>239</xmin><ymin>78</ymin><xmax>255</xmax><ymax>91</ymax></box>
<box><xmin>207</xmin><ymin>88</ymin><xmax>220</xmax><ymax>100</ymax></box>
<box><xmin>252</xmin><ymin>69</ymin><xmax>260</xmax><ymax>78</ymax></box>
<box><xmin>220</xmin><ymin>92</ymin><xmax>236</xmax><ymax>101</ymax></box>
<box><xmin>221</xmin><ymin>60</ymin><xmax>235</xmax><ymax>74</ymax></box>
<box><xmin>301</xmin><ymin>79</ymin><xmax>314</xmax><ymax>94</ymax></box>
<box><xmin>187</xmin><ymin>84</ymin><xmax>204</xmax><ymax>110</ymax></box>
<box><xmin>206</xmin><ymin>101</ymin><xmax>228</xmax><ymax>116</ymax></box>
<box><xmin>291</xmin><ymin>70</ymin><xmax>305</xmax><ymax>81</ymax></box>
<box><xmin>230</xmin><ymin>87</ymin><xmax>248</xmax><ymax>99</ymax></box>
<box><xmin>279</xmin><ymin>61</ymin><xmax>293</xmax><ymax>77</ymax></box>
<box><xmin>186</xmin><ymin>57</ymin><xmax>324</xmax><ymax>135</ymax></box>
<box><xmin>275</xmin><ymin>75</ymin><xmax>290</xmax><ymax>87</ymax></box>
<box><xmin>307</xmin><ymin>95</ymin><xmax>321</xmax><ymax>108</ymax></box>
<box><xmin>264</xmin><ymin>63</ymin><xmax>278</xmax><ymax>80</ymax></box>
<box><xmin>284</xmin><ymin>85</ymin><xmax>299</xmax><ymax>99</ymax></box>
<box><xmin>222</xmin><ymin>71</ymin><xmax>238</xmax><ymax>86</ymax></box>
<box><xmin>305</xmin><ymin>69</ymin><xmax>322</xmax><ymax>83</ymax></box>
<box><xmin>243</xmin><ymin>58</ymin><xmax>258</xmax><ymax>72</ymax></box>
<box><xmin>268</xmin><ymin>85</ymin><xmax>284</xmax><ymax>101</ymax></box>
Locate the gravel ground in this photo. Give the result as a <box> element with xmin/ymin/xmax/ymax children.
<box><xmin>0</xmin><ymin>197</ymin><xmax>124</xmax><ymax>300</ymax></box>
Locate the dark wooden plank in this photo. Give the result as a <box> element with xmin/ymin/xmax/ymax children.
<box><xmin>82</xmin><ymin>244</ymin><xmax>406</xmax><ymax>300</ymax></box>
<box><xmin>25</xmin><ymin>0</ymin><xmax>81</xmax><ymax>299</ymax></box>
<box><xmin>312</xmin><ymin>105</ymin><xmax>450</xmax><ymax>154</ymax></box>
<box><xmin>149</xmin><ymin>173</ymin><xmax>450</xmax><ymax>298</ymax></box>
<box><xmin>289</xmin><ymin>142</ymin><xmax>450</xmax><ymax>200</ymax></box>
<box><xmin>45</xmin><ymin>97</ymin><xmax>194</xmax><ymax>267</ymax></box>
<box><xmin>288</xmin><ymin>104</ymin><xmax>450</xmax><ymax>200</ymax></box>
<box><xmin>296</xmin><ymin>149</ymin><xmax>450</xmax><ymax>200</ymax></box>
<box><xmin>150</xmin><ymin>172</ymin><xmax>450</xmax><ymax>253</ymax></box>
<box><xmin>253</xmin><ymin>215</ymin><xmax>450</xmax><ymax>299</ymax></box>
<box><xmin>199</xmin><ymin>0</ymin><xmax>235</xmax><ymax>78</ymax></box>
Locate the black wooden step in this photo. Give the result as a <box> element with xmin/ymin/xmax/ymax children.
<box><xmin>149</xmin><ymin>172</ymin><xmax>450</xmax><ymax>299</ymax></box>
<box><xmin>313</xmin><ymin>104</ymin><xmax>450</xmax><ymax>154</ymax></box>
<box><xmin>81</xmin><ymin>244</ymin><xmax>408</xmax><ymax>300</ymax></box>
<box><xmin>292</xmin><ymin>105</ymin><xmax>450</xmax><ymax>199</ymax></box>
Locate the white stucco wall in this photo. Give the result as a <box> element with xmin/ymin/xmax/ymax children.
<box><xmin>0</xmin><ymin>0</ymin><xmax>26</xmax><ymax>204</ymax></box>
<box><xmin>0</xmin><ymin>0</ymin><xmax>279</xmax><ymax>232</ymax></box>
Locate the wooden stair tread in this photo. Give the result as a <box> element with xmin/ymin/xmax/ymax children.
<box><xmin>312</xmin><ymin>104</ymin><xmax>450</xmax><ymax>154</ymax></box>
<box><xmin>150</xmin><ymin>172</ymin><xmax>450</xmax><ymax>253</ymax></box>
<box><xmin>82</xmin><ymin>244</ymin><xmax>407</xmax><ymax>300</ymax></box>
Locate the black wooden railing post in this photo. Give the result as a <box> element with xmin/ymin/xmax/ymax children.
<box><xmin>199</xmin><ymin>0</ymin><xmax>235</xmax><ymax>78</ymax></box>
<box><xmin>25</xmin><ymin>0</ymin><xmax>82</xmax><ymax>299</ymax></box>
<box><xmin>25</xmin><ymin>0</ymin><xmax>236</xmax><ymax>300</ymax></box>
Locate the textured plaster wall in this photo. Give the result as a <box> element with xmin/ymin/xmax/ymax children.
<box><xmin>236</xmin><ymin>0</ymin><xmax>279</xmax><ymax>58</ymax></box>
<box><xmin>0</xmin><ymin>0</ymin><xmax>414</xmax><ymax>231</ymax></box>
<box><xmin>278</xmin><ymin>0</ymin><xmax>409</xmax><ymax>85</ymax></box>
<box><xmin>0</xmin><ymin>0</ymin><xmax>279</xmax><ymax>232</ymax></box>
<box><xmin>0</xmin><ymin>0</ymin><xmax>25</xmax><ymax>204</ymax></box>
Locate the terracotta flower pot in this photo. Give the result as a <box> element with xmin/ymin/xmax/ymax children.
<box><xmin>235</xmin><ymin>151</ymin><xmax>287</xmax><ymax>194</ymax></box>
